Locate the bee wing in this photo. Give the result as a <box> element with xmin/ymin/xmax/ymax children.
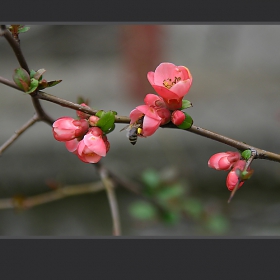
<box><xmin>120</xmin><ymin>124</ymin><xmax>130</xmax><ymax>132</ymax></box>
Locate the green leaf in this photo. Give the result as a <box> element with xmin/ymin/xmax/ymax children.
<box><xmin>241</xmin><ymin>169</ymin><xmax>254</xmax><ymax>180</ymax></box>
<box><xmin>206</xmin><ymin>214</ymin><xmax>230</xmax><ymax>235</ymax></box>
<box><xmin>46</xmin><ymin>80</ymin><xmax>62</xmax><ymax>88</ymax></box>
<box><xmin>129</xmin><ymin>201</ymin><xmax>157</xmax><ymax>221</ymax></box>
<box><xmin>33</xmin><ymin>69</ymin><xmax>46</xmax><ymax>81</ymax></box>
<box><xmin>13</xmin><ymin>68</ymin><xmax>30</xmax><ymax>92</ymax></box>
<box><xmin>103</xmin><ymin>123</ymin><xmax>115</xmax><ymax>134</ymax></box>
<box><xmin>181</xmin><ymin>99</ymin><xmax>193</xmax><ymax>110</ymax></box>
<box><xmin>96</xmin><ymin>111</ymin><xmax>115</xmax><ymax>133</ymax></box>
<box><xmin>96</xmin><ymin>110</ymin><xmax>105</xmax><ymax>118</ymax></box>
<box><xmin>176</xmin><ymin>112</ymin><xmax>193</xmax><ymax>129</ymax></box>
<box><xmin>183</xmin><ymin>198</ymin><xmax>203</xmax><ymax>220</ymax></box>
<box><xmin>77</xmin><ymin>97</ymin><xmax>89</xmax><ymax>105</ymax></box>
<box><xmin>241</xmin><ymin>149</ymin><xmax>251</xmax><ymax>160</ymax></box>
<box><xmin>156</xmin><ymin>184</ymin><xmax>185</xmax><ymax>202</ymax></box>
<box><xmin>25</xmin><ymin>78</ymin><xmax>39</xmax><ymax>94</ymax></box>
<box><xmin>29</xmin><ymin>70</ymin><xmax>36</xmax><ymax>79</ymax></box>
<box><xmin>161</xmin><ymin>211</ymin><xmax>180</xmax><ymax>225</ymax></box>
<box><xmin>18</xmin><ymin>26</ymin><xmax>30</xmax><ymax>33</ymax></box>
<box><xmin>142</xmin><ymin>169</ymin><xmax>160</xmax><ymax>191</ymax></box>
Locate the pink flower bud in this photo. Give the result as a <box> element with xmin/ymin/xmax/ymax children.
<box><xmin>88</xmin><ymin>115</ymin><xmax>100</xmax><ymax>126</ymax></box>
<box><xmin>226</xmin><ymin>160</ymin><xmax>247</xmax><ymax>191</ymax></box>
<box><xmin>171</xmin><ymin>110</ymin><xmax>185</xmax><ymax>126</ymax></box>
<box><xmin>226</xmin><ymin>170</ymin><xmax>244</xmax><ymax>191</ymax></box>
<box><xmin>208</xmin><ymin>151</ymin><xmax>240</xmax><ymax>171</ymax></box>
<box><xmin>77</xmin><ymin>103</ymin><xmax>91</xmax><ymax>119</ymax></box>
<box><xmin>52</xmin><ymin>117</ymin><xmax>89</xmax><ymax>142</ymax></box>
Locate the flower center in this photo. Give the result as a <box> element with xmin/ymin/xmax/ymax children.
<box><xmin>163</xmin><ymin>76</ymin><xmax>181</xmax><ymax>89</ymax></box>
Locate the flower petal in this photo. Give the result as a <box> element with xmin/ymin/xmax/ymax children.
<box><xmin>142</xmin><ymin>116</ymin><xmax>161</xmax><ymax>136</ymax></box>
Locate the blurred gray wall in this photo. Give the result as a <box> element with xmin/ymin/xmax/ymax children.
<box><xmin>1</xmin><ymin>25</ymin><xmax>280</xmax><ymax>235</ymax></box>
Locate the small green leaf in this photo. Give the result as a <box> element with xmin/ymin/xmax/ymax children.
<box><xmin>142</xmin><ymin>169</ymin><xmax>160</xmax><ymax>191</ymax></box>
<box><xmin>183</xmin><ymin>198</ymin><xmax>203</xmax><ymax>220</ymax></box>
<box><xmin>206</xmin><ymin>214</ymin><xmax>230</xmax><ymax>235</ymax></box>
<box><xmin>77</xmin><ymin>97</ymin><xmax>89</xmax><ymax>105</ymax></box>
<box><xmin>96</xmin><ymin>111</ymin><xmax>115</xmax><ymax>133</ymax></box>
<box><xmin>25</xmin><ymin>78</ymin><xmax>39</xmax><ymax>94</ymax></box>
<box><xmin>241</xmin><ymin>169</ymin><xmax>254</xmax><ymax>180</ymax></box>
<box><xmin>241</xmin><ymin>149</ymin><xmax>251</xmax><ymax>160</ymax></box>
<box><xmin>181</xmin><ymin>99</ymin><xmax>193</xmax><ymax>110</ymax></box>
<box><xmin>156</xmin><ymin>184</ymin><xmax>185</xmax><ymax>202</ymax></box>
<box><xmin>33</xmin><ymin>69</ymin><xmax>46</xmax><ymax>80</ymax></box>
<box><xmin>46</xmin><ymin>80</ymin><xmax>62</xmax><ymax>88</ymax></box>
<box><xmin>176</xmin><ymin>112</ymin><xmax>193</xmax><ymax>129</ymax></box>
<box><xmin>103</xmin><ymin>123</ymin><xmax>115</xmax><ymax>134</ymax></box>
<box><xmin>13</xmin><ymin>68</ymin><xmax>30</xmax><ymax>92</ymax></box>
<box><xmin>96</xmin><ymin>110</ymin><xmax>105</xmax><ymax>118</ymax></box>
<box><xmin>129</xmin><ymin>201</ymin><xmax>157</xmax><ymax>221</ymax></box>
<box><xmin>18</xmin><ymin>26</ymin><xmax>30</xmax><ymax>33</ymax></box>
<box><xmin>161</xmin><ymin>211</ymin><xmax>180</xmax><ymax>225</ymax></box>
<box><xmin>29</xmin><ymin>70</ymin><xmax>36</xmax><ymax>79</ymax></box>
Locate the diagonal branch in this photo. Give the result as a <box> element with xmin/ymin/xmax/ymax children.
<box><xmin>0</xmin><ymin>114</ymin><xmax>39</xmax><ymax>156</ymax></box>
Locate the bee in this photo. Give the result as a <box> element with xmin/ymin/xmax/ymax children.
<box><xmin>120</xmin><ymin>116</ymin><xmax>144</xmax><ymax>145</ymax></box>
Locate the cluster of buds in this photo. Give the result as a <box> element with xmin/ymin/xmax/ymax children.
<box><xmin>52</xmin><ymin>104</ymin><xmax>112</xmax><ymax>163</ymax></box>
<box><xmin>208</xmin><ymin>151</ymin><xmax>254</xmax><ymax>191</ymax></box>
<box><xmin>129</xmin><ymin>62</ymin><xmax>193</xmax><ymax>138</ymax></box>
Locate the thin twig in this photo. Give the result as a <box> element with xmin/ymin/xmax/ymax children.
<box><xmin>0</xmin><ymin>114</ymin><xmax>39</xmax><ymax>156</ymax></box>
<box><xmin>0</xmin><ymin>25</ymin><xmax>30</xmax><ymax>72</ymax></box>
<box><xmin>95</xmin><ymin>163</ymin><xmax>121</xmax><ymax>236</ymax></box>
<box><xmin>0</xmin><ymin>76</ymin><xmax>21</xmax><ymax>90</ymax></box>
<box><xmin>0</xmin><ymin>181</ymin><xmax>105</xmax><ymax>210</ymax></box>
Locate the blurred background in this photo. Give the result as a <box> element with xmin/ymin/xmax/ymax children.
<box><xmin>0</xmin><ymin>25</ymin><xmax>280</xmax><ymax>236</ymax></box>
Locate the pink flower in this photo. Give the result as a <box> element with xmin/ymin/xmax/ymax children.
<box><xmin>53</xmin><ymin>117</ymin><xmax>89</xmax><ymax>142</ymax></box>
<box><xmin>143</xmin><ymin>94</ymin><xmax>171</xmax><ymax>125</ymax></box>
<box><xmin>77</xmin><ymin>127</ymin><xmax>108</xmax><ymax>163</ymax></box>
<box><xmin>171</xmin><ymin>110</ymin><xmax>186</xmax><ymax>126</ymax></box>
<box><xmin>147</xmin><ymin>62</ymin><xmax>192</xmax><ymax>110</ymax></box>
<box><xmin>208</xmin><ymin>151</ymin><xmax>240</xmax><ymax>171</ymax></box>
<box><xmin>88</xmin><ymin>115</ymin><xmax>100</xmax><ymax>126</ymax></box>
<box><xmin>130</xmin><ymin>105</ymin><xmax>162</xmax><ymax>137</ymax></box>
<box><xmin>65</xmin><ymin>138</ymin><xmax>80</xmax><ymax>154</ymax></box>
<box><xmin>226</xmin><ymin>160</ymin><xmax>247</xmax><ymax>191</ymax></box>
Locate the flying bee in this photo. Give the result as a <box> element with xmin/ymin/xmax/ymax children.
<box><xmin>120</xmin><ymin>116</ymin><xmax>144</xmax><ymax>145</ymax></box>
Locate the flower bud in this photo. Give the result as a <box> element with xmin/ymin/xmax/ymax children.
<box><xmin>52</xmin><ymin>117</ymin><xmax>89</xmax><ymax>142</ymax></box>
<box><xmin>208</xmin><ymin>151</ymin><xmax>240</xmax><ymax>171</ymax></box>
<box><xmin>171</xmin><ymin>110</ymin><xmax>185</xmax><ymax>126</ymax></box>
<box><xmin>226</xmin><ymin>170</ymin><xmax>244</xmax><ymax>191</ymax></box>
<box><xmin>89</xmin><ymin>115</ymin><xmax>100</xmax><ymax>126</ymax></box>
<box><xmin>77</xmin><ymin>103</ymin><xmax>91</xmax><ymax>119</ymax></box>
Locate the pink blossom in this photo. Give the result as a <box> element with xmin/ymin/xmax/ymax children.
<box><xmin>226</xmin><ymin>170</ymin><xmax>244</xmax><ymax>191</ymax></box>
<box><xmin>208</xmin><ymin>151</ymin><xmax>240</xmax><ymax>171</ymax></box>
<box><xmin>226</xmin><ymin>160</ymin><xmax>247</xmax><ymax>191</ymax></box>
<box><xmin>77</xmin><ymin>127</ymin><xmax>107</xmax><ymax>163</ymax></box>
<box><xmin>171</xmin><ymin>110</ymin><xmax>186</xmax><ymax>126</ymax></box>
<box><xmin>130</xmin><ymin>105</ymin><xmax>162</xmax><ymax>137</ymax></box>
<box><xmin>65</xmin><ymin>138</ymin><xmax>80</xmax><ymax>154</ymax></box>
<box><xmin>143</xmin><ymin>94</ymin><xmax>171</xmax><ymax>125</ymax></box>
<box><xmin>88</xmin><ymin>115</ymin><xmax>100</xmax><ymax>126</ymax></box>
<box><xmin>147</xmin><ymin>62</ymin><xmax>192</xmax><ymax>110</ymax></box>
<box><xmin>53</xmin><ymin>117</ymin><xmax>89</xmax><ymax>142</ymax></box>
